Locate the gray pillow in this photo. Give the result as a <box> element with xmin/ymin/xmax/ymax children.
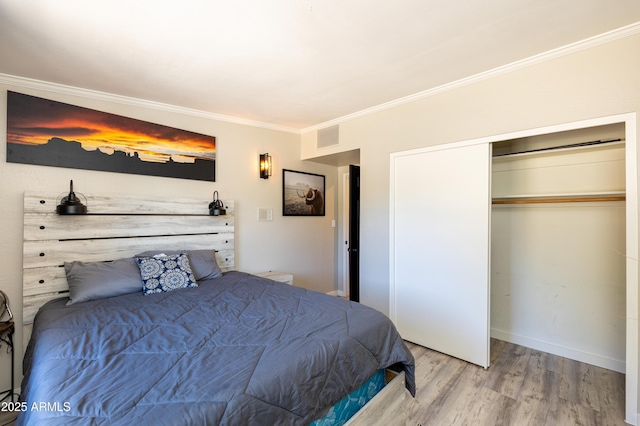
<box><xmin>135</xmin><ymin>249</ymin><xmax>222</xmax><ymax>281</ymax></box>
<box><xmin>65</xmin><ymin>257</ymin><xmax>144</xmax><ymax>305</ymax></box>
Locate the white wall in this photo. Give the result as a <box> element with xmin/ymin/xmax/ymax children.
<box><xmin>302</xmin><ymin>32</ymin><xmax>640</xmax><ymax>317</ymax></box>
<box><xmin>0</xmin><ymin>80</ymin><xmax>338</xmax><ymax>393</ymax></box>
<box><xmin>302</xmin><ymin>30</ymin><xmax>640</xmax><ymax>420</ymax></box>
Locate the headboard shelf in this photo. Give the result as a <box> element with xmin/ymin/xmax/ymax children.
<box><xmin>25</xmin><ymin>192</ymin><xmax>224</xmax><ymax>215</ymax></box>
<box><xmin>23</xmin><ymin>191</ymin><xmax>236</xmax><ymax>326</ymax></box>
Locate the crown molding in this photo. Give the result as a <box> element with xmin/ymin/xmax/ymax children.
<box><xmin>2</xmin><ymin>21</ymin><xmax>638</xmax><ymax>136</ymax></box>
<box><xmin>0</xmin><ymin>73</ymin><xmax>301</xmax><ymax>134</ymax></box>
<box><xmin>302</xmin><ymin>21</ymin><xmax>640</xmax><ymax>134</ymax></box>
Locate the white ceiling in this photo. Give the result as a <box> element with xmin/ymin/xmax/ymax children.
<box><xmin>1</xmin><ymin>1</ymin><xmax>640</xmax><ymax>132</ymax></box>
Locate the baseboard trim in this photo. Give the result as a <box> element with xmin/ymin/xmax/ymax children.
<box><xmin>491</xmin><ymin>328</ymin><xmax>625</xmax><ymax>373</ymax></box>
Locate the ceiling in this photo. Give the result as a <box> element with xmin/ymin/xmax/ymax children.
<box><xmin>1</xmin><ymin>1</ymin><xmax>640</xmax><ymax>132</ymax></box>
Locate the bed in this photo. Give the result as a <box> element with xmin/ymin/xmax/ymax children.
<box><xmin>18</xmin><ymin>192</ymin><xmax>415</xmax><ymax>425</ymax></box>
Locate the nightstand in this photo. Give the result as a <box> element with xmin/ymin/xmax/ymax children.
<box><xmin>0</xmin><ymin>321</ymin><xmax>15</xmax><ymax>403</ymax></box>
<box><xmin>254</xmin><ymin>271</ymin><xmax>294</xmax><ymax>285</ymax></box>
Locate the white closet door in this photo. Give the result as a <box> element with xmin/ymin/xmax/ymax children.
<box><xmin>391</xmin><ymin>143</ymin><xmax>491</xmax><ymax>367</ymax></box>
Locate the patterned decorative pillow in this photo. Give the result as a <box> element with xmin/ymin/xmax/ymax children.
<box><xmin>135</xmin><ymin>249</ymin><xmax>222</xmax><ymax>281</ymax></box>
<box><xmin>136</xmin><ymin>253</ymin><xmax>197</xmax><ymax>295</ymax></box>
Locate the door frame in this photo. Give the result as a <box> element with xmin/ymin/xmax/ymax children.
<box><xmin>339</xmin><ymin>171</ymin><xmax>350</xmax><ymax>297</ymax></box>
<box><xmin>389</xmin><ymin>112</ymin><xmax>638</xmax><ymax>424</ymax></box>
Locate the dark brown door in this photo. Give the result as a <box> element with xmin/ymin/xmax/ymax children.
<box><xmin>348</xmin><ymin>165</ymin><xmax>360</xmax><ymax>302</ymax></box>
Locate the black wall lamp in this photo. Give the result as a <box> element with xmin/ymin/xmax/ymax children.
<box><xmin>259</xmin><ymin>153</ymin><xmax>272</xmax><ymax>179</ymax></box>
<box><xmin>209</xmin><ymin>191</ymin><xmax>226</xmax><ymax>216</ymax></box>
<box><xmin>56</xmin><ymin>180</ymin><xmax>88</xmax><ymax>215</ymax></box>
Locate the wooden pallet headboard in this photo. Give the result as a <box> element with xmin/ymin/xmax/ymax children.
<box><xmin>23</xmin><ymin>191</ymin><xmax>235</xmax><ymax>326</ymax></box>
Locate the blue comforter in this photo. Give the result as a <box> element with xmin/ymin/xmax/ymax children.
<box><xmin>18</xmin><ymin>271</ymin><xmax>415</xmax><ymax>425</ymax></box>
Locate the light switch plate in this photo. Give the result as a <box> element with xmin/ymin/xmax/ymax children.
<box><xmin>258</xmin><ymin>208</ymin><xmax>273</xmax><ymax>221</ymax></box>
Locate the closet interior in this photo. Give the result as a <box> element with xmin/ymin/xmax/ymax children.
<box><xmin>490</xmin><ymin>123</ymin><xmax>627</xmax><ymax>373</ymax></box>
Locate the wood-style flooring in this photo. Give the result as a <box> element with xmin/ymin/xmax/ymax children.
<box><xmin>404</xmin><ymin>339</ymin><xmax>627</xmax><ymax>426</ymax></box>
<box><xmin>0</xmin><ymin>409</ymin><xmax>17</xmax><ymax>426</ymax></box>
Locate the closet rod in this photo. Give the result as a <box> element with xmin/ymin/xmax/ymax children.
<box><xmin>493</xmin><ymin>138</ymin><xmax>622</xmax><ymax>157</ymax></box>
<box><xmin>492</xmin><ymin>196</ymin><xmax>626</xmax><ymax>205</ymax></box>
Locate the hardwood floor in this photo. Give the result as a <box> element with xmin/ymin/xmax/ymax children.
<box><xmin>404</xmin><ymin>339</ymin><xmax>627</xmax><ymax>426</ymax></box>
<box><xmin>0</xmin><ymin>409</ymin><xmax>17</xmax><ymax>426</ymax></box>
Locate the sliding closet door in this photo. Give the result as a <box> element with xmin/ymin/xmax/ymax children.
<box><xmin>391</xmin><ymin>142</ymin><xmax>491</xmax><ymax>368</ymax></box>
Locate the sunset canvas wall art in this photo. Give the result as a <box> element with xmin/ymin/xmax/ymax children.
<box><xmin>6</xmin><ymin>91</ymin><xmax>216</xmax><ymax>181</ymax></box>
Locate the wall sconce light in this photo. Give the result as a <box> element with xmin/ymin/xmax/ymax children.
<box><xmin>208</xmin><ymin>191</ymin><xmax>226</xmax><ymax>216</ymax></box>
<box><xmin>56</xmin><ymin>180</ymin><xmax>88</xmax><ymax>215</ymax></box>
<box><xmin>259</xmin><ymin>153</ymin><xmax>272</xmax><ymax>179</ymax></box>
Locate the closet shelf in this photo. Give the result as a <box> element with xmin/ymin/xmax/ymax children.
<box><xmin>492</xmin><ymin>139</ymin><xmax>624</xmax><ymax>159</ymax></box>
<box><xmin>492</xmin><ymin>192</ymin><xmax>625</xmax><ymax>205</ymax></box>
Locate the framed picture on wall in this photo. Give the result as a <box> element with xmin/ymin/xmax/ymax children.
<box><xmin>282</xmin><ymin>169</ymin><xmax>325</xmax><ymax>216</ymax></box>
<box><xmin>6</xmin><ymin>91</ymin><xmax>216</xmax><ymax>181</ymax></box>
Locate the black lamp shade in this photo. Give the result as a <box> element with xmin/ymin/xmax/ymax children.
<box><xmin>56</xmin><ymin>180</ymin><xmax>87</xmax><ymax>215</ymax></box>
<box><xmin>209</xmin><ymin>191</ymin><xmax>226</xmax><ymax>216</ymax></box>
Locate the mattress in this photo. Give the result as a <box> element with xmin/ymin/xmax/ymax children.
<box><xmin>18</xmin><ymin>271</ymin><xmax>415</xmax><ymax>425</ymax></box>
